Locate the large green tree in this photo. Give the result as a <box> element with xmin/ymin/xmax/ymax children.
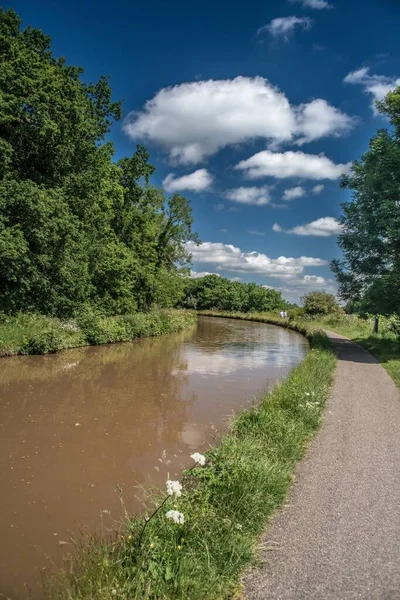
<box><xmin>0</xmin><ymin>8</ymin><xmax>198</xmax><ymax>316</ymax></box>
<box><xmin>332</xmin><ymin>86</ymin><xmax>400</xmax><ymax>315</ymax></box>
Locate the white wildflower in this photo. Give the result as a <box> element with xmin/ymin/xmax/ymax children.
<box><xmin>235</xmin><ymin>524</ymin><xmax>243</xmax><ymax>530</ymax></box>
<box><xmin>166</xmin><ymin>480</ymin><xmax>182</xmax><ymax>498</ymax></box>
<box><xmin>166</xmin><ymin>510</ymin><xmax>185</xmax><ymax>524</ymax></box>
<box><xmin>304</xmin><ymin>392</ymin><xmax>311</xmax><ymax>396</ymax></box>
<box><xmin>190</xmin><ymin>452</ymin><xmax>206</xmax><ymax>466</ymax></box>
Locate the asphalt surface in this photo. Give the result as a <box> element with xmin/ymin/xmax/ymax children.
<box><xmin>244</xmin><ymin>331</ymin><xmax>400</xmax><ymax>600</ymax></box>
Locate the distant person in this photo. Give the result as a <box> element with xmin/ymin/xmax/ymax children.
<box><xmin>279</xmin><ymin>310</ymin><xmax>285</xmax><ymax>318</ymax></box>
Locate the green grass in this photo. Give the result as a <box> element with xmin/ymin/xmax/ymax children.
<box><xmin>47</xmin><ymin>311</ymin><xmax>336</xmax><ymax>600</ymax></box>
<box><xmin>0</xmin><ymin>310</ymin><xmax>197</xmax><ymax>356</ymax></box>
<box><xmin>309</xmin><ymin>313</ymin><xmax>400</xmax><ymax>388</ymax></box>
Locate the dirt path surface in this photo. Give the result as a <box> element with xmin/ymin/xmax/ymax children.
<box><xmin>245</xmin><ymin>331</ymin><xmax>400</xmax><ymax>600</ymax></box>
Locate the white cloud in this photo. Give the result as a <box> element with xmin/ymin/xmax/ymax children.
<box><xmin>312</xmin><ymin>184</ymin><xmax>325</xmax><ymax>194</ymax></box>
<box><xmin>283</xmin><ymin>275</ymin><xmax>338</xmax><ymax>299</ymax></box>
<box><xmin>123</xmin><ymin>77</ymin><xmax>354</xmax><ymax>164</ymax></box>
<box><xmin>344</xmin><ymin>67</ymin><xmax>400</xmax><ymax>113</ymax></box>
<box><xmin>220</xmin><ymin>228</ymin><xmax>228</xmax><ymax>233</ymax></box>
<box><xmin>273</xmin><ymin>216</ymin><xmax>343</xmax><ymax>237</ymax></box>
<box><xmin>189</xmin><ymin>270</ymin><xmax>220</xmax><ymax>279</ymax></box>
<box><xmin>283</xmin><ymin>186</ymin><xmax>305</xmax><ymax>200</ymax></box>
<box><xmin>259</xmin><ymin>16</ymin><xmax>313</xmax><ymax>41</ymax></box>
<box><xmin>214</xmin><ymin>203</ymin><xmax>224</xmax><ymax>211</ymax></box>
<box><xmin>289</xmin><ymin>0</ymin><xmax>333</xmax><ymax>9</ymax></box>
<box><xmin>163</xmin><ymin>169</ymin><xmax>213</xmax><ymax>192</ymax></box>
<box><xmin>235</xmin><ymin>150</ymin><xmax>350</xmax><ymax>180</ymax></box>
<box><xmin>248</xmin><ymin>230</ymin><xmax>265</xmax><ymax>236</ymax></box>
<box><xmin>225</xmin><ymin>185</ymin><xmax>271</xmax><ymax>206</ymax></box>
<box><xmin>294</xmin><ymin>99</ymin><xmax>354</xmax><ymax>145</ymax></box>
<box><xmin>186</xmin><ymin>241</ymin><xmax>327</xmax><ymax>277</ymax></box>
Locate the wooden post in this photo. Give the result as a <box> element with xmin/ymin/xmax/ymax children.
<box><xmin>373</xmin><ymin>315</ymin><xmax>379</xmax><ymax>334</ymax></box>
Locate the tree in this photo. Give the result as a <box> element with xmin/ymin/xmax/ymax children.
<box><xmin>301</xmin><ymin>291</ymin><xmax>341</xmax><ymax>316</ymax></box>
<box><xmin>0</xmin><ymin>9</ymin><xmax>198</xmax><ymax>316</ymax></box>
<box><xmin>180</xmin><ymin>275</ymin><xmax>287</xmax><ymax>312</ymax></box>
<box><xmin>332</xmin><ymin>85</ymin><xmax>400</xmax><ymax>315</ymax></box>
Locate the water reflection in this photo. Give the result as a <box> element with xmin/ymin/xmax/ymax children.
<box><xmin>0</xmin><ymin>316</ymin><xmax>307</xmax><ymax>599</ymax></box>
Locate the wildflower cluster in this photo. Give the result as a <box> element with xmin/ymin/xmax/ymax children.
<box><xmin>140</xmin><ymin>451</ymin><xmax>207</xmax><ymax>540</ymax></box>
<box><xmin>166</xmin><ymin>480</ymin><xmax>182</xmax><ymax>498</ymax></box>
<box><xmin>166</xmin><ymin>510</ymin><xmax>185</xmax><ymax>525</ymax></box>
<box><xmin>190</xmin><ymin>452</ymin><xmax>206</xmax><ymax>466</ymax></box>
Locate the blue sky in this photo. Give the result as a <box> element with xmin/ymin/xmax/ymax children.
<box><xmin>11</xmin><ymin>0</ymin><xmax>400</xmax><ymax>302</ymax></box>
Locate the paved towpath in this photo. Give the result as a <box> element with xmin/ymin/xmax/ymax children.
<box><xmin>245</xmin><ymin>331</ymin><xmax>400</xmax><ymax>600</ymax></box>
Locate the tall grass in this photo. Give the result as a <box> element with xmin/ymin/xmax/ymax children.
<box><xmin>0</xmin><ymin>310</ymin><xmax>197</xmax><ymax>356</ymax></box>
<box><xmin>310</xmin><ymin>313</ymin><xmax>400</xmax><ymax>388</ymax></box>
<box><xmin>47</xmin><ymin>312</ymin><xmax>336</xmax><ymax>600</ymax></box>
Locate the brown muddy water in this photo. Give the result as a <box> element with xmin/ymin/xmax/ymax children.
<box><xmin>0</xmin><ymin>316</ymin><xmax>307</xmax><ymax>599</ymax></box>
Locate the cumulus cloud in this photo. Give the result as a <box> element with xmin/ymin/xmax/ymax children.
<box><xmin>186</xmin><ymin>241</ymin><xmax>327</xmax><ymax>277</ymax></box>
<box><xmin>273</xmin><ymin>216</ymin><xmax>343</xmax><ymax>237</ymax></box>
<box><xmin>123</xmin><ymin>77</ymin><xmax>354</xmax><ymax>164</ymax></box>
<box><xmin>163</xmin><ymin>169</ymin><xmax>213</xmax><ymax>192</ymax></box>
<box><xmin>289</xmin><ymin>0</ymin><xmax>333</xmax><ymax>9</ymax></box>
<box><xmin>344</xmin><ymin>67</ymin><xmax>400</xmax><ymax>113</ymax></box>
<box><xmin>294</xmin><ymin>99</ymin><xmax>354</xmax><ymax>145</ymax></box>
<box><xmin>283</xmin><ymin>186</ymin><xmax>305</xmax><ymax>200</ymax></box>
<box><xmin>189</xmin><ymin>271</ymin><xmax>220</xmax><ymax>279</ymax></box>
<box><xmin>280</xmin><ymin>274</ymin><xmax>338</xmax><ymax>303</ymax></box>
<box><xmin>312</xmin><ymin>184</ymin><xmax>325</xmax><ymax>194</ymax></box>
<box><xmin>235</xmin><ymin>150</ymin><xmax>350</xmax><ymax>180</ymax></box>
<box><xmin>225</xmin><ymin>185</ymin><xmax>271</xmax><ymax>206</ymax></box>
<box><xmin>258</xmin><ymin>16</ymin><xmax>312</xmax><ymax>41</ymax></box>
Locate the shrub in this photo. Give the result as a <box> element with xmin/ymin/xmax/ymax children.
<box><xmin>22</xmin><ymin>330</ymin><xmax>65</xmax><ymax>354</ymax></box>
<box><xmin>301</xmin><ymin>291</ymin><xmax>342</xmax><ymax>317</ymax></box>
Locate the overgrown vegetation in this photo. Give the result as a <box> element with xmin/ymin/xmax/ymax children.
<box><xmin>47</xmin><ymin>313</ymin><xmax>336</xmax><ymax>600</ymax></box>
<box><xmin>0</xmin><ymin>310</ymin><xmax>196</xmax><ymax>356</ymax></box>
<box><xmin>0</xmin><ymin>9</ymin><xmax>198</xmax><ymax>318</ymax></box>
<box><xmin>180</xmin><ymin>274</ymin><xmax>289</xmax><ymax>312</ymax></box>
<box><xmin>301</xmin><ymin>291</ymin><xmax>342</xmax><ymax>317</ymax></box>
<box><xmin>309</xmin><ymin>312</ymin><xmax>400</xmax><ymax>388</ymax></box>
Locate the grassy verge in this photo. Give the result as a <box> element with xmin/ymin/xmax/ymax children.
<box><xmin>48</xmin><ymin>311</ymin><xmax>336</xmax><ymax>600</ymax></box>
<box><xmin>309</xmin><ymin>314</ymin><xmax>400</xmax><ymax>388</ymax></box>
<box><xmin>0</xmin><ymin>309</ymin><xmax>197</xmax><ymax>356</ymax></box>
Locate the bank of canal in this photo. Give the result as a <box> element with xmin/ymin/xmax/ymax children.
<box><xmin>0</xmin><ymin>316</ymin><xmax>307</xmax><ymax>599</ymax></box>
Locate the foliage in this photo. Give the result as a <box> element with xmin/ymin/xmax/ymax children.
<box><xmin>0</xmin><ymin>9</ymin><xmax>198</xmax><ymax>317</ymax></box>
<box><xmin>47</xmin><ymin>313</ymin><xmax>335</xmax><ymax>599</ymax></box>
<box><xmin>0</xmin><ymin>310</ymin><xmax>196</xmax><ymax>356</ymax></box>
<box><xmin>301</xmin><ymin>291</ymin><xmax>342</xmax><ymax>316</ymax></box>
<box><xmin>309</xmin><ymin>313</ymin><xmax>400</xmax><ymax>388</ymax></box>
<box><xmin>180</xmin><ymin>274</ymin><xmax>287</xmax><ymax>312</ymax></box>
<box><xmin>332</xmin><ymin>85</ymin><xmax>400</xmax><ymax>315</ymax></box>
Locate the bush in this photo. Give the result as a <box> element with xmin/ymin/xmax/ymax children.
<box><xmin>22</xmin><ymin>330</ymin><xmax>65</xmax><ymax>354</ymax></box>
<box><xmin>301</xmin><ymin>291</ymin><xmax>342</xmax><ymax>317</ymax></box>
<box><xmin>381</xmin><ymin>314</ymin><xmax>400</xmax><ymax>337</ymax></box>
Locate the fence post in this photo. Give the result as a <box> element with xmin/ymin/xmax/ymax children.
<box><xmin>373</xmin><ymin>314</ymin><xmax>379</xmax><ymax>334</ymax></box>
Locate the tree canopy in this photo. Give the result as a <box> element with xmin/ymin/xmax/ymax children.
<box><xmin>0</xmin><ymin>9</ymin><xmax>198</xmax><ymax>316</ymax></box>
<box><xmin>180</xmin><ymin>275</ymin><xmax>287</xmax><ymax>313</ymax></box>
<box><xmin>332</xmin><ymin>86</ymin><xmax>400</xmax><ymax>315</ymax></box>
